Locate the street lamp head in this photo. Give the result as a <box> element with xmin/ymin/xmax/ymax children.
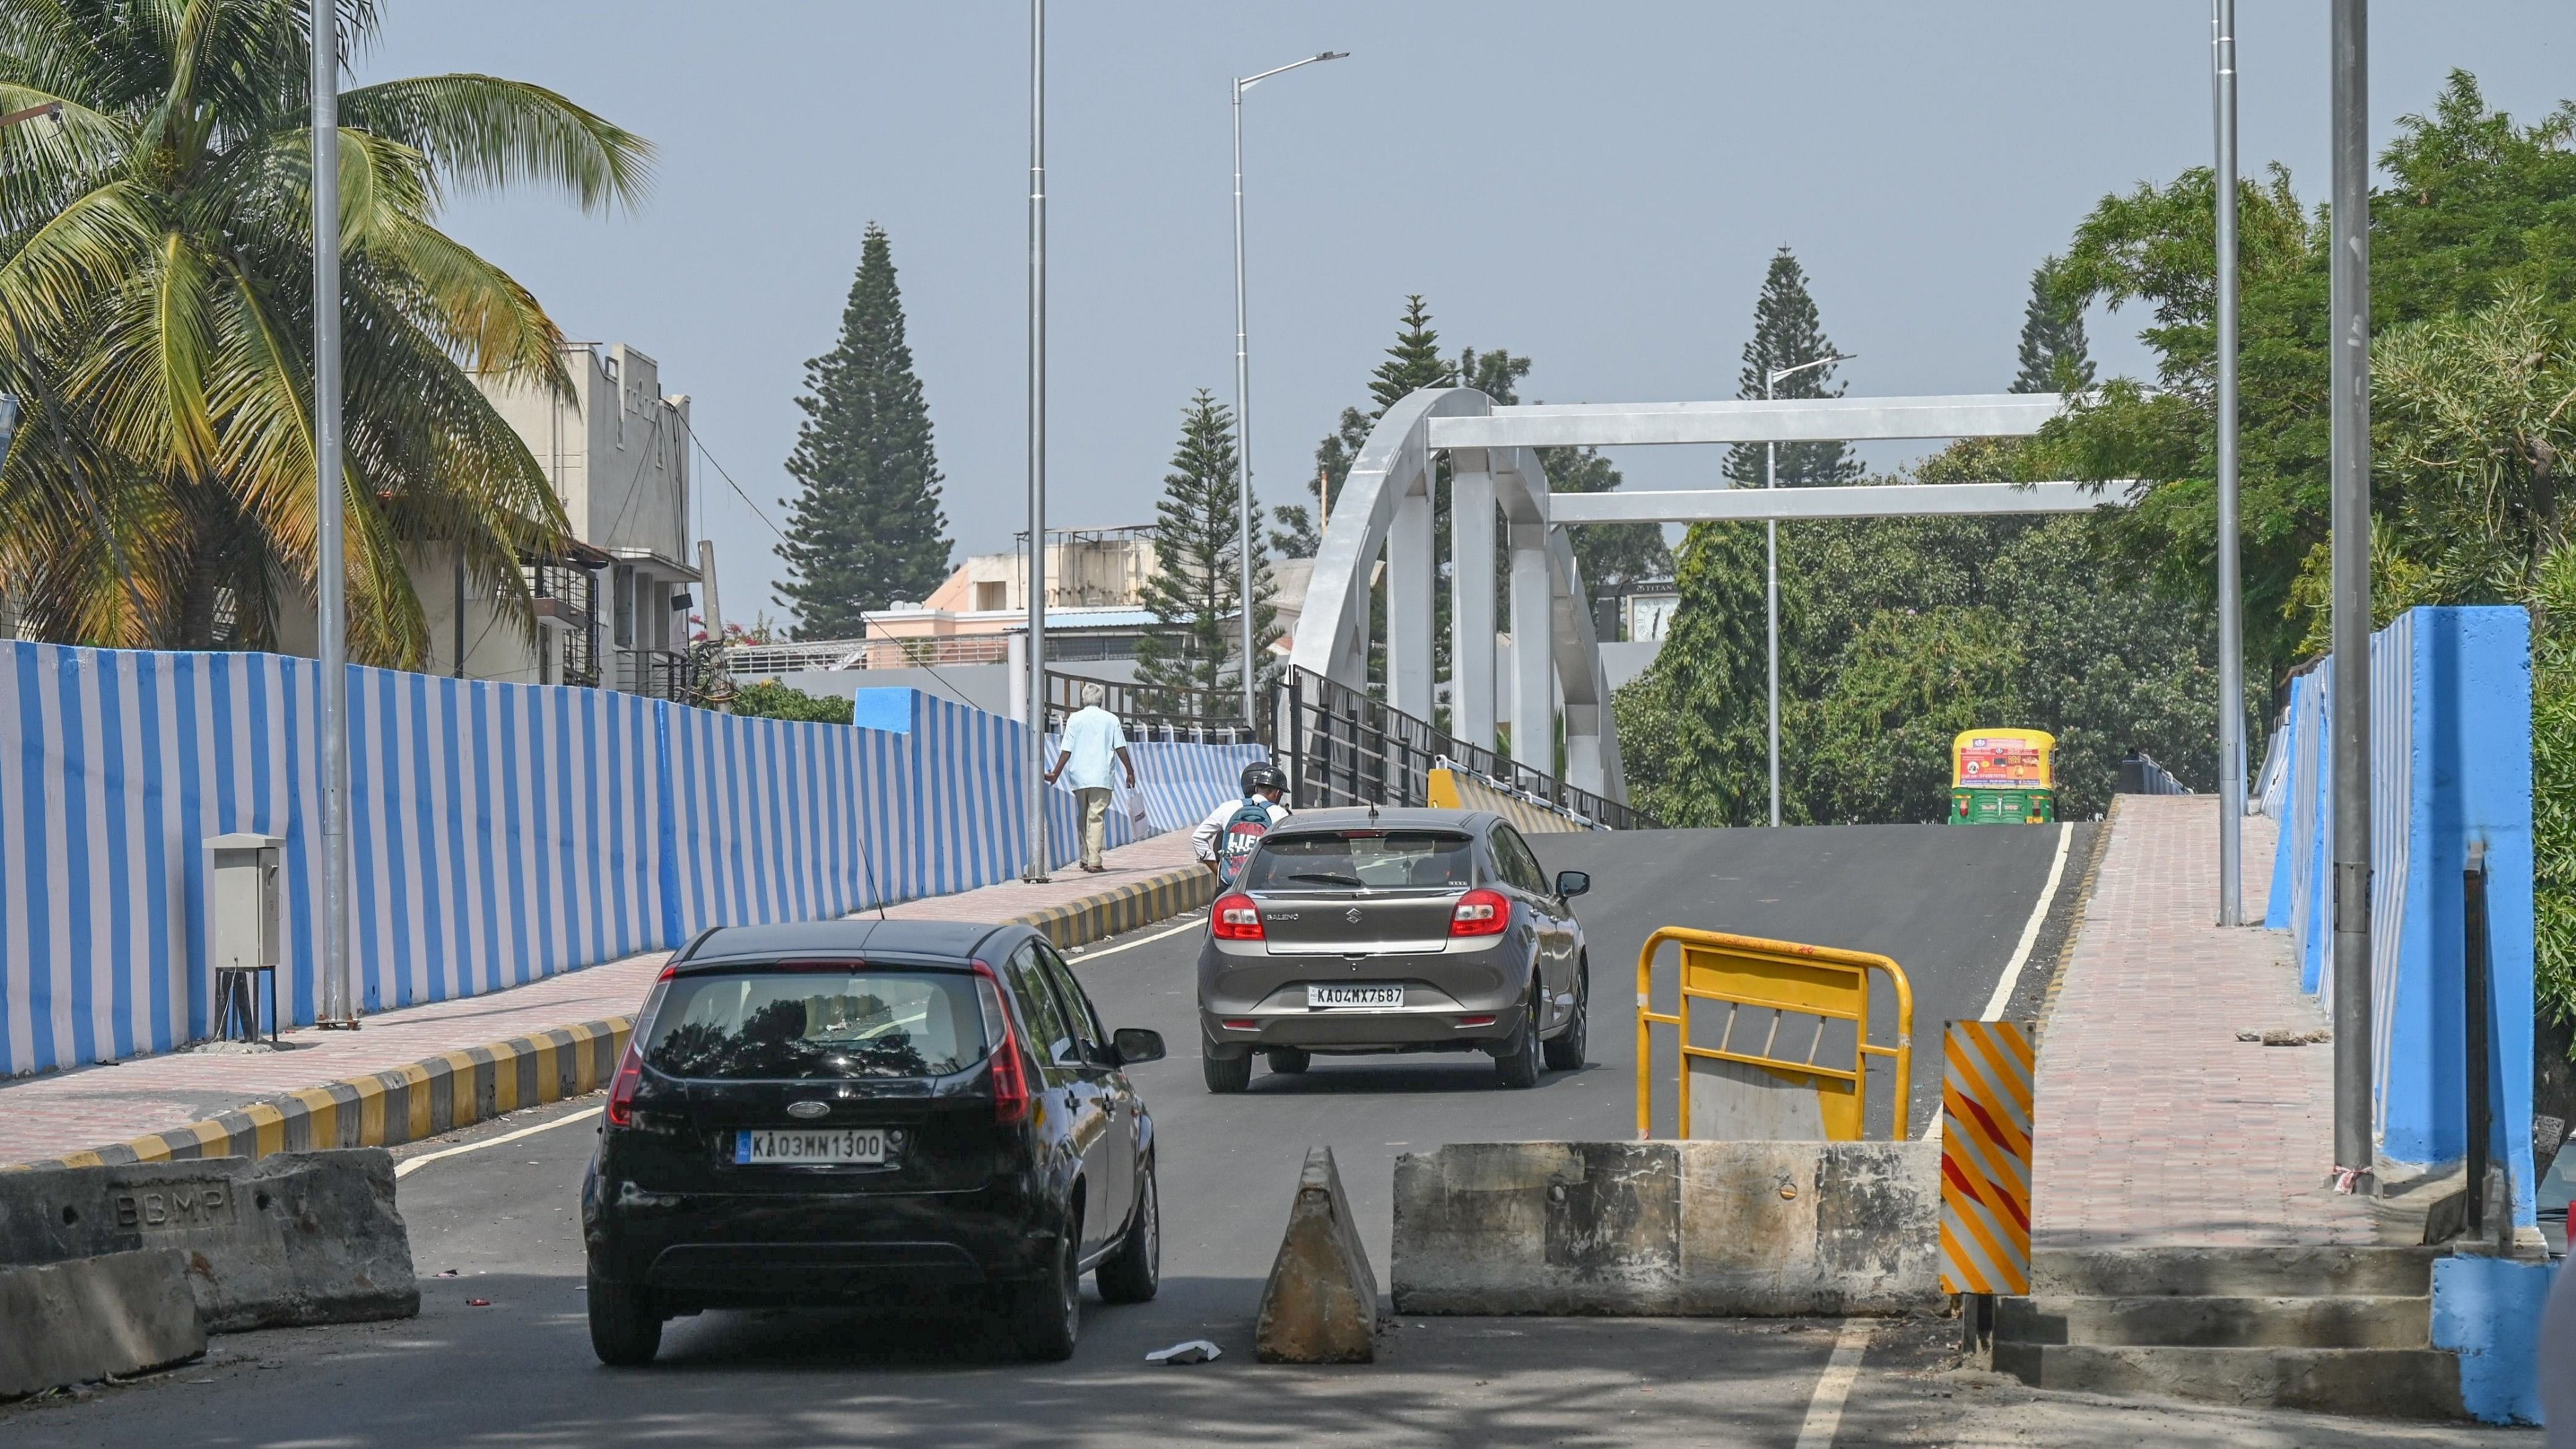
<box><xmin>1318</xmin><ymin>51</ymin><xmax>1351</xmax><ymax>61</ymax></box>
<box><xmin>1768</xmin><ymin>351</ymin><xmax>1857</xmax><ymax>386</ymax></box>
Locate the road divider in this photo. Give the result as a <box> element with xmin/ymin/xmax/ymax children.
<box><xmin>1255</xmin><ymin>1146</ymin><xmax>1381</xmax><ymax>1363</ymax></box>
<box><xmin>0</xmin><ymin>1249</ymin><xmax>204</xmax><ymax>1398</ymax></box>
<box><xmin>1391</xmin><ymin>1140</ymin><xmax>1942</xmax><ymax>1317</ymax></box>
<box><xmin>0</xmin><ymin>1150</ymin><xmax>416</xmax><ymax>1332</ymax></box>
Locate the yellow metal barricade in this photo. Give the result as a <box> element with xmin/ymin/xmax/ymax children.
<box><xmin>1634</xmin><ymin>928</ymin><xmax>1914</xmax><ymax>1142</ymax></box>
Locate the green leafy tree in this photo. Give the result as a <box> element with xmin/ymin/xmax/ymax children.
<box><xmin>776</xmin><ymin>223</ymin><xmax>952</xmax><ymax>635</ymax></box>
<box><xmin>0</xmin><ymin>0</ymin><xmax>650</xmax><ymax>660</ymax></box>
<box><xmin>1274</xmin><ymin>295</ymin><xmax>1452</xmax><ymax>557</ymax></box>
<box><xmin>2013</xmin><ymin>255</ymin><xmax>2097</xmax><ymax>394</ymax></box>
<box><xmin>1132</xmin><ymin>389</ymin><xmax>1278</xmax><ymax>714</ymax></box>
<box><xmin>729</xmin><ymin>679</ymin><xmax>854</xmax><ymax>724</ymax></box>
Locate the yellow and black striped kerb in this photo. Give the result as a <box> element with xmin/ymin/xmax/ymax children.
<box><xmin>1014</xmin><ymin>864</ymin><xmax>1218</xmax><ymax>952</ymax></box>
<box><xmin>1937</xmin><ymin>1018</ymin><xmax>2035</xmax><ymax>1295</ymax></box>
<box><xmin>17</xmin><ymin>1018</ymin><xmax>631</xmax><ymax>1172</ymax></box>
<box><xmin>1425</xmin><ymin>767</ymin><xmax>1589</xmax><ymax>834</ymax></box>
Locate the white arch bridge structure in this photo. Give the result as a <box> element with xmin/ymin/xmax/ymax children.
<box><xmin>1282</xmin><ymin>388</ymin><xmax>2130</xmax><ymax>809</ymax></box>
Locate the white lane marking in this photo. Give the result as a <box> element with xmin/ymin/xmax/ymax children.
<box><xmin>394</xmin><ymin>1103</ymin><xmax>599</xmax><ymax>1178</ymax></box>
<box><xmin>1792</xmin><ymin>1318</ymin><xmax>1874</xmax><ymax>1448</ymax></box>
<box><xmin>1979</xmin><ymin>821</ymin><xmax>2073</xmax><ymax>1021</ymax></box>
<box><xmin>1064</xmin><ymin>916</ymin><xmax>1203</xmax><ymax>965</ymax></box>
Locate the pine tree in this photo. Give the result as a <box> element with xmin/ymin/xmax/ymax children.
<box><xmin>1725</xmin><ymin>247</ymin><xmax>1858</xmax><ymax>488</ymax></box>
<box><xmin>1276</xmin><ymin>295</ymin><xmax>1458</xmax><ymax>557</ymax></box>
<box><xmin>776</xmin><ymin>223</ymin><xmax>954</xmax><ymax>636</ymax></box>
<box><xmin>1132</xmin><ymin>390</ymin><xmax>1280</xmax><ymax>715</ymax></box>
<box><xmin>2012</xmin><ymin>255</ymin><xmax>2097</xmax><ymax>394</ymax></box>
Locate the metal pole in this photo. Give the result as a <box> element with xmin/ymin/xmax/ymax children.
<box><xmin>1765</xmin><ymin>370</ymin><xmax>1780</xmax><ymax>829</ymax></box>
<box><xmin>311</xmin><ymin>5</ymin><xmax>354</xmax><ymax>1028</ymax></box>
<box><xmin>2328</xmin><ymin>0</ymin><xmax>2373</xmax><ymax>1187</ymax></box>
<box><xmin>1232</xmin><ymin>77</ymin><xmax>1255</xmax><ymax>730</ymax></box>
<box><xmin>1024</xmin><ymin>0</ymin><xmax>1050</xmax><ymax>883</ymax></box>
<box><xmin>2214</xmin><ymin>0</ymin><xmax>2245</xmax><ymax>925</ymax></box>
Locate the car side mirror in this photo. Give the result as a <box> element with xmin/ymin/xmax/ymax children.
<box><xmin>1554</xmin><ymin>870</ymin><xmax>1591</xmax><ymax>899</ymax></box>
<box><xmin>1111</xmin><ymin>1027</ymin><xmax>1166</xmax><ymax>1066</ymax></box>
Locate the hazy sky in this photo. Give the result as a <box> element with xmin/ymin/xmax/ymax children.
<box><xmin>358</xmin><ymin>3</ymin><xmax>2573</xmax><ymax>629</ymax></box>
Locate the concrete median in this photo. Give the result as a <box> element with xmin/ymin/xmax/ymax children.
<box><xmin>1391</xmin><ymin>1140</ymin><xmax>1941</xmax><ymax>1317</ymax></box>
<box><xmin>0</xmin><ymin>1249</ymin><xmax>205</xmax><ymax>1398</ymax></box>
<box><xmin>0</xmin><ymin>1150</ymin><xmax>418</xmax><ymax>1332</ymax></box>
<box><xmin>1255</xmin><ymin>1146</ymin><xmax>1381</xmax><ymax>1363</ymax></box>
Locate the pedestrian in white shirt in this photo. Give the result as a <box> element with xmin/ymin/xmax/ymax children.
<box><xmin>1044</xmin><ymin>683</ymin><xmax>1137</xmax><ymax>873</ymax></box>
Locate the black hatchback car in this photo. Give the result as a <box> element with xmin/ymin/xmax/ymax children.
<box><xmin>581</xmin><ymin>919</ymin><xmax>1165</xmax><ymax>1364</ymax></box>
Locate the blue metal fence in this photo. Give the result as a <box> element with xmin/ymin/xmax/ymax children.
<box><xmin>2263</xmin><ymin>606</ymin><xmax>2535</xmax><ymax>1226</ymax></box>
<box><xmin>0</xmin><ymin>643</ymin><xmax>1264</xmax><ymax>1079</ymax></box>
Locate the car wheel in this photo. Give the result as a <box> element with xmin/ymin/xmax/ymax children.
<box><xmin>1266</xmin><ymin>1047</ymin><xmax>1311</xmax><ymax>1075</ymax></box>
<box><xmin>1096</xmin><ymin>1160</ymin><xmax>1160</xmax><ymax>1303</ymax></box>
<box><xmin>586</xmin><ymin>1271</ymin><xmax>662</xmax><ymax>1367</ymax></box>
<box><xmin>1495</xmin><ymin>978</ymin><xmax>1544</xmax><ymax>1089</ymax></box>
<box><xmin>1542</xmin><ymin>966</ymin><xmax>1589</xmax><ymax>1071</ymax></box>
<box><xmin>1008</xmin><ymin>1223</ymin><xmax>1081</xmax><ymax>1361</ymax></box>
<box><xmin>1203</xmin><ymin>1047</ymin><xmax>1252</xmax><ymax>1093</ymax></box>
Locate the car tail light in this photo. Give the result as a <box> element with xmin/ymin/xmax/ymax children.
<box><xmin>1450</xmin><ymin>888</ymin><xmax>1510</xmax><ymax>937</ymax></box>
<box><xmin>972</xmin><ymin>961</ymin><xmax>1032</xmax><ymax>1127</ymax></box>
<box><xmin>1213</xmin><ymin>894</ymin><xmax>1264</xmax><ymax>940</ymax></box>
<box><xmin>605</xmin><ymin>1037</ymin><xmax>645</xmax><ymax>1127</ymax></box>
<box><xmin>1457</xmin><ymin>1014</ymin><xmax>1497</xmax><ymax>1028</ymax></box>
<box><xmin>1220</xmin><ymin>1018</ymin><xmax>1257</xmax><ymax>1031</ymax></box>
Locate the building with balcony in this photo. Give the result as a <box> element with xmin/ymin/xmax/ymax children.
<box><xmin>420</xmin><ymin>342</ymin><xmax>704</xmax><ymax>696</ymax></box>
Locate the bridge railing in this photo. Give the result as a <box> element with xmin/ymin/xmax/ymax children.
<box><xmin>1276</xmin><ymin>667</ymin><xmax>1659</xmax><ymax>829</ymax></box>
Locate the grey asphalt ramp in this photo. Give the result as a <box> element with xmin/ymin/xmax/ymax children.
<box><xmin>1530</xmin><ymin>822</ymin><xmax>2092</xmax><ymax>1139</ymax></box>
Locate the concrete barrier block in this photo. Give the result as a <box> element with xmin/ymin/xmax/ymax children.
<box><xmin>1256</xmin><ymin>1146</ymin><xmax>1381</xmax><ymax>1363</ymax></box>
<box><xmin>1393</xmin><ymin>1142</ymin><xmax>1682</xmax><ymax>1315</ymax></box>
<box><xmin>1392</xmin><ymin>1140</ymin><xmax>1941</xmax><ymax>1318</ymax></box>
<box><xmin>0</xmin><ymin>1150</ymin><xmax>417</xmax><ymax>1332</ymax></box>
<box><xmin>0</xmin><ymin>1250</ymin><xmax>205</xmax><ymax>1398</ymax></box>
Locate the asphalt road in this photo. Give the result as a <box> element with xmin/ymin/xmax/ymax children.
<box><xmin>5</xmin><ymin>821</ymin><xmax>2144</xmax><ymax>1449</ymax></box>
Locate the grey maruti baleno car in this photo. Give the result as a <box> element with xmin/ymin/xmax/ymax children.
<box><xmin>1195</xmin><ymin>807</ymin><xmax>1592</xmax><ymax>1091</ymax></box>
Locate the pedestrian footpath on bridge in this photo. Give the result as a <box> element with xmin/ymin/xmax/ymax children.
<box><xmin>0</xmin><ymin>830</ymin><xmax>1203</xmax><ymax>1170</ymax></box>
<box><xmin>2032</xmin><ymin>794</ymin><xmax>2379</xmax><ymax>1248</ymax></box>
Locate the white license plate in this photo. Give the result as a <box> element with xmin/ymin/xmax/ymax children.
<box><xmin>1308</xmin><ymin>984</ymin><xmax>1403</xmax><ymax>1009</ymax></box>
<box><xmin>734</xmin><ymin>1128</ymin><xmax>887</xmax><ymax>1166</ymax></box>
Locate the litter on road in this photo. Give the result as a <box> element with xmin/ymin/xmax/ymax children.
<box><xmin>1145</xmin><ymin>1340</ymin><xmax>1222</xmax><ymax>1365</ymax></box>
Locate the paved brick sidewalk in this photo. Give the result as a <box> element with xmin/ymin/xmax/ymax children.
<box><xmin>0</xmin><ymin>830</ymin><xmax>1202</xmax><ymax>1168</ymax></box>
<box><xmin>2032</xmin><ymin>795</ymin><xmax>2378</xmax><ymax>1247</ymax></box>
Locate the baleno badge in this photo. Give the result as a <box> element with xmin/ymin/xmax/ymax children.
<box><xmin>786</xmin><ymin>1100</ymin><xmax>829</xmax><ymax>1119</ymax></box>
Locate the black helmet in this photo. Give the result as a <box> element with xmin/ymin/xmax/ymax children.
<box><xmin>1242</xmin><ymin>760</ymin><xmax>1288</xmax><ymax>794</ymax></box>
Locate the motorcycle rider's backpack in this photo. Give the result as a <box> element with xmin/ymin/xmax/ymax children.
<box><xmin>1216</xmin><ymin>797</ymin><xmax>1274</xmax><ymax>884</ymax></box>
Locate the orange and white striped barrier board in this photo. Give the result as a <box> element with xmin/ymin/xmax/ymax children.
<box><xmin>1937</xmin><ymin>1019</ymin><xmax>2034</xmax><ymax>1295</ymax></box>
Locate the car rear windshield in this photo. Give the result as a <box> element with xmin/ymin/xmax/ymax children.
<box><xmin>643</xmin><ymin>969</ymin><xmax>988</xmax><ymax>1081</ymax></box>
<box><xmin>1240</xmin><ymin>831</ymin><xmax>1475</xmax><ymax>892</ymax></box>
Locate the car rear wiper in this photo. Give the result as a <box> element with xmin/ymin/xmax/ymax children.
<box><xmin>1284</xmin><ymin>871</ymin><xmax>1365</xmax><ymax>887</ymax></box>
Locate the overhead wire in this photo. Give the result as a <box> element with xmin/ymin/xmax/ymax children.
<box><xmin>684</xmin><ymin>430</ymin><xmax>985</xmax><ymax>709</ymax></box>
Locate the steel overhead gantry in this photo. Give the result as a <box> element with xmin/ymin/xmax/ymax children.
<box><xmin>1286</xmin><ymin>388</ymin><xmax>2129</xmax><ymax>805</ymax></box>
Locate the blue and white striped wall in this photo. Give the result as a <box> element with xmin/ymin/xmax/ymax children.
<box><xmin>0</xmin><ymin>644</ymin><xmax>1270</xmax><ymax>1079</ymax></box>
<box><xmin>2263</xmin><ymin>606</ymin><xmax>2536</xmax><ymax>1227</ymax></box>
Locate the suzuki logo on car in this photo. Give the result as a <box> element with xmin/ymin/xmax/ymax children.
<box><xmin>786</xmin><ymin>1100</ymin><xmax>830</xmax><ymax>1119</ymax></box>
<box><xmin>1345</xmin><ymin>907</ymin><xmax>1364</xmax><ymax>924</ymax></box>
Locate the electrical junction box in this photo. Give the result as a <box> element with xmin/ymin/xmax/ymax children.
<box><xmin>204</xmin><ymin>833</ymin><xmax>283</xmax><ymax>975</ymax></box>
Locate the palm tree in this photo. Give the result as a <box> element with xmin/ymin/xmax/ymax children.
<box><xmin>0</xmin><ymin>0</ymin><xmax>651</xmax><ymax>662</ymax></box>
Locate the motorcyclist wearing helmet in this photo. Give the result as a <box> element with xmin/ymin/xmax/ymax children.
<box><xmin>1194</xmin><ymin>760</ymin><xmax>1291</xmax><ymax>878</ymax></box>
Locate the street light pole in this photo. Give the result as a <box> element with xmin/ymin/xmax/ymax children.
<box><xmin>1231</xmin><ymin>50</ymin><xmax>1347</xmax><ymax>733</ymax></box>
<box><xmin>1024</xmin><ymin>0</ymin><xmax>1050</xmax><ymax>884</ymax></box>
<box><xmin>2213</xmin><ymin>0</ymin><xmax>2247</xmax><ymax>926</ymax></box>
<box><xmin>1763</xmin><ymin>352</ymin><xmax>1851</xmax><ymax>829</ymax></box>
<box><xmin>2327</xmin><ymin>0</ymin><xmax>2374</xmax><ymax>1189</ymax></box>
<box><xmin>311</xmin><ymin>4</ymin><xmax>354</xmax><ymax>1027</ymax></box>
